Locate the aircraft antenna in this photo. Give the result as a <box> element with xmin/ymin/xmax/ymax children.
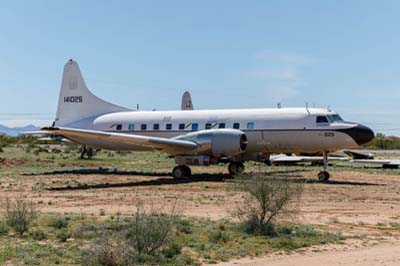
<box><xmin>137</xmin><ymin>104</ymin><xmax>139</xmax><ymax>111</ymax></box>
<box><xmin>305</xmin><ymin>102</ymin><xmax>310</xmax><ymax>114</ymax></box>
<box><xmin>277</xmin><ymin>102</ymin><xmax>281</xmax><ymax>109</ymax></box>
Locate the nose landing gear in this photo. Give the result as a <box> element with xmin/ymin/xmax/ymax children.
<box><xmin>317</xmin><ymin>152</ymin><xmax>330</xmax><ymax>182</ymax></box>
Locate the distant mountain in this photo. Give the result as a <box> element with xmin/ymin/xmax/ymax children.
<box><xmin>0</xmin><ymin>124</ymin><xmax>40</xmax><ymax>136</ymax></box>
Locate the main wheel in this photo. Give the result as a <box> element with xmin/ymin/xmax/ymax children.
<box><xmin>183</xmin><ymin>165</ymin><xmax>192</xmax><ymax>177</ymax></box>
<box><xmin>318</xmin><ymin>171</ymin><xmax>330</xmax><ymax>182</ymax></box>
<box><xmin>172</xmin><ymin>166</ymin><xmax>186</xmax><ymax>179</ymax></box>
<box><xmin>228</xmin><ymin>162</ymin><xmax>245</xmax><ymax>175</ymax></box>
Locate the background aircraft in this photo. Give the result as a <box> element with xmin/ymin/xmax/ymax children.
<box><xmin>31</xmin><ymin>60</ymin><xmax>374</xmax><ymax>181</ymax></box>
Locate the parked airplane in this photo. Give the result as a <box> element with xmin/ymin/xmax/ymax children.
<box><xmin>30</xmin><ymin>59</ymin><xmax>374</xmax><ymax>181</ymax></box>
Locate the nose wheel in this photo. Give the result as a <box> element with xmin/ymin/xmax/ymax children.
<box><xmin>318</xmin><ymin>152</ymin><xmax>330</xmax><ymax>182</ymax></box>
<box><xmin>318</xmin><ymin>171</ymin><xmax>330</xmax><ymax>182</ymax></box>
<box><xmin>228</xmin><ymin>162</ymin><xmax>245</xmax><ymax>176</ymax></box>
<box><xmin>172</xmin><ymin>165</ymin><xmax>192</xmax><ymax>179</ymax></box>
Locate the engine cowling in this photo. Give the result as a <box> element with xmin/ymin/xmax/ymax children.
<box><xmin>175</xmin><ymin>129</ymin><xmax>247</xmax><ymax>157</ymax></box>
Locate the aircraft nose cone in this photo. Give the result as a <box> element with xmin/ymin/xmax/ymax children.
<box><xmin>350</xmin><ymin>124</ymin><xmax>375</xmax><ymax>145</ymax></box>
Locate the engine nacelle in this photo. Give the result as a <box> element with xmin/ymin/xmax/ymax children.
<box><xmin>175</xmin><ymin>129</ymin><xmax>247</xmax><ymax>157</ymax></box>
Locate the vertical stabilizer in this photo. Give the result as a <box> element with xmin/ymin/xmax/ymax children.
<box><xmin>54</xmin><ymin>59</ymin><xmax>131</xmax><ymax>127</ymax></box>
<box><xmin>181</xmin><ymin>91</ymin><xmax>194</xmax><ymax>110</ymax></box>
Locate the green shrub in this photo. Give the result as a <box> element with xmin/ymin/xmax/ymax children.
<box><xmin>176</xmin><ymin>218</ymin><xmax>192</xmax><ymax>234</ymax></box>
<box><xmin>0</xmin><ymin>221</ymin><xmax>9</xmax><ymax>235</ymax></box>
<box><xmin>56</xmin><ymin>229</ymin><xmax>70</xmax><ymax>242</ymax></box>
<box><xmin>48</xmin><ymin>217</ymin><xmax>69</xmax><ymax>229</ymax></box>
<box><xmin>208</xmin><ymin>229</ymin><xmax>231</xmax><ymax>243</ymax></box>
<box><xmin>162</xmin><ymin>242</ymin><xmax>182</xmax><ymax>258</ymax></box>
<box><xmin>31</xmin><ymin>229</ymin><xmax>47</xmax><ymax>240</ymax></box>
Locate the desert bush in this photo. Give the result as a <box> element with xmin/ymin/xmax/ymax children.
<box><xmin>31</xmin><ymin>229</ymin><xmax>47</xmax><ymax>240</ymax></box>
<box><xmin>125</xmin><ymin>201</ymin><xmax>178</xmax><ymax>255</ymax></box>
<box><xmin>56</xmin><ymin>229</ymin><xmax>70</xmax><ymax>242</ymax></box>
<box><xmin>0</xmin><ymin>221</ymin><xmax>9</xmax><ymax>235</ymax></box>
<box><xmin>208</xmin><ymin>229</ymin><xmax>231</xmax><ymax>243</ymax></box>
<box><xmin>81</xmin><ymin>200</ymin><xmax>180</xmax><ymax>265</ymax></box>
<box><xmin>48</xmin><ymin>216</ymin><xmax>69</xmax><ymax>229</ymax></box>
<box><xmin>2</xmin><ymin>196</ymin><xmax>39</xmax><ymax>236</ymax></box>
<box><xmin>81</xmin><ymin>233</ymin><xmax>127</xmax><ymax>266</ymax></box>
<box><xmin>233</xmin><ymin>175</ymin><xmax>304</xmax><ymax>235</ymax></box>
<box><xmin>176</xmin><ymin>218</ymin><xmax>192</xmax><ymax>234</ymax></box>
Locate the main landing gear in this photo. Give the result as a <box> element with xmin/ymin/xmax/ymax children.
<box><xmin>172</xmin><ymin>165</ymin><xmax>192</xmax><ymax>179</ymax></box>
<box><xmin>318</xmin><ymin>152</ymin><xmax>330</xmax><ymax>182</ymax></box>
<box><xmin>172</xmin><ymin>162</ymin><xmax>246</xmax><ymax>179</ymax></box>
<box><xmin>228</xmin><ymin>162</ymin><xmax>245</xmax><ymax>175</ymax></box>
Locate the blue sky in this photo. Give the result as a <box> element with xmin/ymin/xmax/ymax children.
<box><xmin>1</xmin><ymin>1</ymin><xmax>400</xmax><ymax>135</ymax></box>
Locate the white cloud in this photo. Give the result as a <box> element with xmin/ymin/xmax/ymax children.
<box><xmin>247</xmin><ymin>50</ymin><xmax>314</xmax><ymax>102</ymax></box>
<box><xmin>0</xmin><ymin>119</ymin><xmax>52</xmax><ymax>127</ymax></box>
<box><xmin>255</xmin><ymin>50</ymin><xmax>316</xmax><ymax>65</ymax></box>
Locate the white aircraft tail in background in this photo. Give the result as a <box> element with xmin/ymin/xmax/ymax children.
<box><xmin>181</xmin><ymin>91</ymin><xmax>193</xmax><ymax>110</ymax></box>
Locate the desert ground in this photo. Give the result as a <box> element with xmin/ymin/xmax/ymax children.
<box><xmin>1</xmin><ymin>146</ymin><xmax>400</xmax><ymax>265</ymax></box>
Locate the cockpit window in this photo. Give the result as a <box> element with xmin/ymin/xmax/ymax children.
<box><xmin>316</xmin><ymin>116</ymin><xmax>329</xmax><ymax>124</ymax></box>
<box><xmin>327</xmin><ymin>115</ymin><xmax>334</xmax><ymax>123</ymax></box>
<box><xmin>332</xmin><ymin>114</ymin><xmax>343</xmax><ymax>122</ymax></box>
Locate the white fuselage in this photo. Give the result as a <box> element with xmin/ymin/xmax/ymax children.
<box><xmin>68</xmin><ymin>107</ymin><xmax>363</xmax><ymax>155</ymax></box>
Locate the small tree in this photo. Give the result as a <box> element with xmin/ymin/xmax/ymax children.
<box><xmin>3</xmin><ymin>196</ymin><xmax>39</xmax><ymax>236</ymax></box>
<box><xmin>234</xmin><ymin>174</ymin><xmax>304</xmax><ymax>234</ymax></box>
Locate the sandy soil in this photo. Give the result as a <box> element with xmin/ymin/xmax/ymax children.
<box><xmin>1</xmin><ymin>166</ymin><xmax>400</xmax><ymax>265</ymax></box>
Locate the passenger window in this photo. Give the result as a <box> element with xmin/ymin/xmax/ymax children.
<box><xmin>205</xmin><ymin>123</ymin><xmax>212</xmax><ymax>129</ymax></box>
<box><xmin>179</xmin><ymin>123</ymin><xmax>185</xmax><ymax>130</ymax></box>
<box><xmin>219</xmin><ymin>123</ymin><xmax>225</xmax><ymax>128</ymax></box>
<box><xmin>233</xmin><ymin>123</ymin><xmax>240</xmax><ymax>129</ymax></box>
<box><xmin>247</xmin><ymin>122</ymin><xmax>254</xmax><ymax>130</ymax></box>
<box><xmin>141</xmin><ymin>124</ymin><xmax>147</xmax><ymax>130</ymax></box>
<box><xmin>166</xmin><ymin>123</ymin><xmax>172</xmax><ymax>130</ymax></box>
<box><xmin>192</xmin><ymin>123</ymin><xmax>198</xmax><ymax>131</ymax></box>
<box><xmin>153</xmin><ymin>124</ymin><xmax>159</xmax><ymax>130</ymax></box>
<box><xmin>128</xmin><ymin>124</ymin><xmax>135</xmax><ymax>131</ymax></box>
<box><xmin>316</xmin><ymin>116</ymin><xmax>329</xmax><ymax>124</ymax></box>
<box><xmin>116</xmin><ymin>124</ymin><xmax>122</xmax><ymax>131</ymax></box>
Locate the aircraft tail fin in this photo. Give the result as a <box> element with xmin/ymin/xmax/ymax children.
<box><xmin>181</xmin><ymin>91</ymin><xmax>194</xmax><ymax>110</ymax></box>
<box><xmin>54</xmin><ymin>59</ymin><xmax>131</xmax><ymax>127</ymax></box>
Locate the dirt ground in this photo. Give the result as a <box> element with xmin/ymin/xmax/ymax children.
<box><xmin>1</xmin><ymin>165</ymin><xmax>400</xmax><ymax>265</ymax></box>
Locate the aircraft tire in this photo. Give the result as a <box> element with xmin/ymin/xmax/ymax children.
<box><xmin>183</xmin><ymin>165</ymin><xmax>192</xmax><ymax>177</ymax></box>
<box><xmin>172</xmin><ymin>166</ymin><xmax>187</xmax><ymax>179</ymax></box>
<box><xmin>228</xmin><ymin>162</ymin><xmax>245</xmax><ymax>176</ymax></box>
<box><xmin>318</xmin><ymin>171</ymin><xmax>330</xmax><ymax>182</ymax></box>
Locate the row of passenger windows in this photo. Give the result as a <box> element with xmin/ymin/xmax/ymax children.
<box><xmin>114</xmin><ymin>122</ymin><xmax>255</xmax><ymax>131</ymax></box>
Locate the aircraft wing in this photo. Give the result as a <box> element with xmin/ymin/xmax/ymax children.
<box><xmin>352</xmin><ymin>159</ymin><xmax>400</xmax><ymax>166</ymax></box>
<box><xmin>37</xmin><ymin>127</ymin><xmax>198</xmax><ymax>154</ymax></box>
<box><xmin>271</xmin><ymin>154</ymin><xmax>348</xmax><ymax>165</ymax></box>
